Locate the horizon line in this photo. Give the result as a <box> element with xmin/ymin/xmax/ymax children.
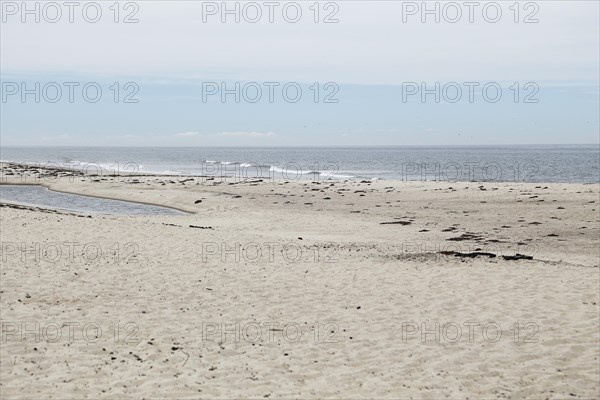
<box><xmin>1</xmin><ymin>144</ymin><xmax>599</xmax><ymax>149</ymax></box>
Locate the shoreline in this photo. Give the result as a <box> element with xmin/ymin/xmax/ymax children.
<box><xmin>3</xmin><ymin>160</ymin><xmax>599</xmax><ymax>184</ymax></box>
<box><xmin>2</xmin><ymin>165</ymin><xmax>599</xmax><ymax>217</ymax></box>
<box><xmin>3</xmin><ymin>161</ymin><xmax>599</xmax><ymax>185</ymax></box>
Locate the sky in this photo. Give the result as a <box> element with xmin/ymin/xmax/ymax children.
<box><xmin>1</xmin><ymin>0</ymin><xmax>599</xmax><ymax>146</ymax></box>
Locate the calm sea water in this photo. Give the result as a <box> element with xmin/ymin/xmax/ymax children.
<box><xmin>1</xmin><ymin>145</ymin><xmax>598</xmax><ymax>183</ymax></box>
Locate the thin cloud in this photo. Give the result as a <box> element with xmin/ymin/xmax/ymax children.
<box><xmin>174</xmin><ymin>132</ymin><xmax>202</xmax><ymax>137</ymax></box>
<box><xmin>173</xmin><ymin>131</ymin><xmax>275</xmax><ymax>138</ymax></box>
<box><xmin>218</xmin><ymin>131</ymin><xmax>275</xmax><ymax>138</ymax></box>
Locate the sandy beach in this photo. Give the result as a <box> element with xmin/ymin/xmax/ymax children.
<box><xmin>1</xmin><ymin>163</ymin><xmax>599</xmax><ymax>399</ymax></box>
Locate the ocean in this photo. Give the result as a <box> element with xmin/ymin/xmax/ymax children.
<box><xmin>1</xmin><ymin>145</ymin><xmax>598</xmax><ymax>184</ymax></box>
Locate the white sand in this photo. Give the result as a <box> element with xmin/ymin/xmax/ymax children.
<box><xmin>1</xmin><ymin>169</ymin><xmax>599</xmax><ymax>399</ymax></box>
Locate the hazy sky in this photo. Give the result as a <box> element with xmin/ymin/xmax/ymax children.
<box><xmin>1</xmin><ymin>0</ymin><xmax>599</xmax><ymax>146</ymax></box>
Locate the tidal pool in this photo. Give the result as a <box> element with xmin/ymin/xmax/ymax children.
<box><xmin>0</xmin><ymin>185</ymin><xmax>187</xmax><ymax>216</ymax></box>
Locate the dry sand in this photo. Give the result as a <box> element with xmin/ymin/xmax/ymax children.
<box><xmin>1</xmin><ymin>164</ymin><xmax>599</xmax><ymax>399</ymax></box>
